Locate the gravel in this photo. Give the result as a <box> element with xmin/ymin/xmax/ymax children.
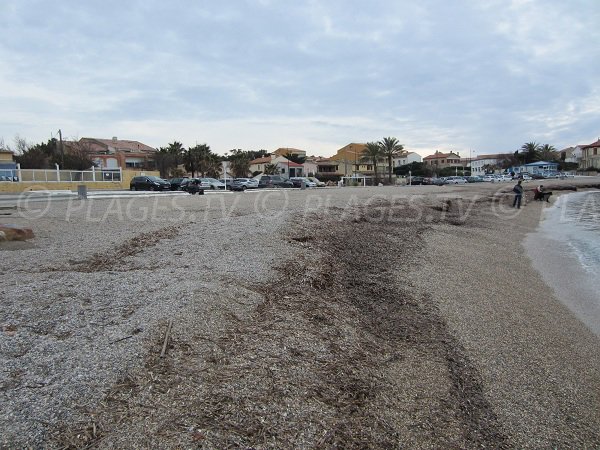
<box><xmin>1</xmin><ymin>181</ymin><xmax>599</xmax><ymax>448</ymax></box>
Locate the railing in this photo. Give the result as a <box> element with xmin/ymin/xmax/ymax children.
<box><xmin>0</xmin><ymin>167</ymin><xmax>122</xmax><ymax>182</ymax></box>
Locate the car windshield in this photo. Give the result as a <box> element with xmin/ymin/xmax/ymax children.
<box><xmin>147</xmin><ymin>176</ymin><xmax>164</xmax><ymax>181</ymax></box>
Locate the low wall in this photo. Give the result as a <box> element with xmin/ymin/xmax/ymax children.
<box><xmin>0</xmin><ymin>170</ymin><xmax>160</xmax><ymax>193</ymax></box>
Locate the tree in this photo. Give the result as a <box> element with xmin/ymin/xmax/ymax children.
<box><xmin>13</xmin><ymin>136</ymin><xmax>51</xmax><ymax>169</ymax></box>
<box><xmin>520</xmin><ymin>142</ymin><xmax>541</xmax><ymax>164</ymax></box>
<box><xmin>283</xmin><ymin>151</ymin><xmax>306</xmax><ymax>165</ymax></box>
<box><xmin>264</xmin><ymin>163</ymin><xmax>278</xmax><ymax>175</ymax></box>
<box><xmin>393</xmin><ymin>161</ymin><xmax>432</xmax><ymax>177</ymax></box>
<box><xmin>378</xmin><ymin>137</ymin><xmax>404</xmax><ymax>184</ymax></box>
<box><xmin>228</xmin><ymin>149</ymin><xmax>251</xmax><ymax>178</ymax></box>
<box><xmin>482</xmin><ymin>163</ymin><xmax>497</xmax><ymax>174</ymax></box>
<box><xmin>154</xmin><ymin>141</ymin><xmax>185</xmax><ymax>178</ymax></box>
<box><xmin>58</xmin><ymin>140</ymin><xmax>95</xmax><ymax>170</ymax></box>
<box><xmin>361</xmin><ymin>142</ymin><xmax>383</xmax><ymax>184</ymax></box>
<box><xmin>539</xmin><ymin>144</ymin><xmax>557</xmax><ymax>161</ymax></box>
<box><xmin>498</xmin><ymin>153</ymin><xmax>521</xmax><ymax>170</ymax></box>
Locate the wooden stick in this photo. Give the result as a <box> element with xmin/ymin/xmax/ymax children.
<box><xmin>160</xmin><ymin>319</ymin><xmax>173</xmax><ymax>358</ymax></box>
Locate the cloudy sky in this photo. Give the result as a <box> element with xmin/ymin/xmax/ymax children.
<box><xmin>1</xmin><ymin>0</ymin><xmax>599</xmax><ymax>157</ymax></box>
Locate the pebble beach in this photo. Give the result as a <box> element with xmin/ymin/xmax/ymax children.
<box><xmin>1</xmin><ymin>180</ymin><xmax>599</xmax><ymax>448</ymax></box>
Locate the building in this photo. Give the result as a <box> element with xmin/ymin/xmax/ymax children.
<box><xmin>0</xmin><ymin>149</ymin><xmax>17</xmax><ymax>180</ymax></box>
<box><xmin>521</xmin><ymin>161</ymin><xmax>559</xmax><ymax>174</ymax></box>
<box><xmin>68</xmin><ymin>137</ymin><xmax>157</xmax><ymax>170</ymax></box>
<box><xmin>326</xmin><ymin>143</ymin><xmax>389</xmax><ymax>177</ymax></box>
<box><xmin>580</xmin><ymin>139</ymin><xmax>600</xmax><ymax>170</ymax></box>
<box><xmin>393</xmin><ymin>152</ymin><xmax>422</xmax><ymax>167</ymax></box>
<box><xmin>303</xmin><ymin>157</ymin><xmax>319</xmax><ymax>176</ymax></box>
<box><xmin>423</xmin><ymin>151</ymin><xmax>462</xmax><ymax>169</ymax></box>
<box><xmin>559</xmin><ymin>146</ymin><xmax>582</xmax><ymax>164</ymax></box>
<box><xmin>273</xmin><ymin>148</ymin><xmax>307</xmax><ymax>159</ymax></box>
<box><xmin>470</xmin><ymin>153</ymin><xmax>512</xmax><ymax>175</ymax></box>
<box><xmin>249</xmin><ymin>155</ymin><xmax>304</xmax><ymax>177</ymax></box>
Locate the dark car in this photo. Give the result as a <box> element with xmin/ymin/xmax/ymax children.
<box><xmin>406</xmin><ymin>176</ymin><xmax>424</xmax><ymax>185</ymax></box>
<box><xmin>180</xmin><ymin>178</ymin><xmax>206</xmax><ymax>195</ymax></box>
<box><xmin>258</xmin><ymin>175</ymin><xmax>294</xmax><ymax>188</ymax></box>
<box><xmin>130</xmin><ymin>176</ymin><xmax>171</xmax><ymax>191</ymax></box>
<box><xmin>168</xmin><ymin>177</ymin><xmax>189</xmax><ymax>190</ymax></box>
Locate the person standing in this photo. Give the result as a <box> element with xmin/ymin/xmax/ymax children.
<box><xmin>513</xmin><ymin>180</ymin><xmax>524</xmax><ymax>208</ymax></box>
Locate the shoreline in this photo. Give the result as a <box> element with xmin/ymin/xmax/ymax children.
<box><xmin>524</xmin><ymin>190</ymin><xmax>600</xmax><ymax>336</ymax></box>
<box><xmin>409</xmin><ymin>186</ymin><xmax>600</xmax><ymax>447</ymax></box>
<box><xmin>1</xmin><ymin>181</ymin><xmax>599</xmax><ymax>447</ymax></box>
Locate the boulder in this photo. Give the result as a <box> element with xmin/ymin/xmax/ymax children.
<box><xmin>0</xmin><ymin>224</ymin><xmax>35</xmax><ymax>241</ymax></box>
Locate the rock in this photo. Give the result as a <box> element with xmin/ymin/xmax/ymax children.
<box><xmin>0</xmin><ymin>225</ymin><xmax>35</xmax><ymax>241</ymax></box>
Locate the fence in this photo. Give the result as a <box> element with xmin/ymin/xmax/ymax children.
<box><xmin>0</xmin><ymin>167</ymin><xmax>122</xmax><ymax>183</ymax></box>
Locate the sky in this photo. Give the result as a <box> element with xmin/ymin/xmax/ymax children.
<box><xmin>1</xmin><ymin>0</ymin><xmax>599</xmax><ymax>158</ymax></box>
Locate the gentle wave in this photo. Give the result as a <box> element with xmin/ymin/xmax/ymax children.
<box><xmin>541</xmin><ymin>191</ymin><xmax>600</xmax><ymax>275</ymax></box>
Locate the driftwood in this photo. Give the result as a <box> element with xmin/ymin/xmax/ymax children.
<box><xmin>160</xmin><ymin>319</ymin><xmax>173</xmax><ymax>358</ymax></box>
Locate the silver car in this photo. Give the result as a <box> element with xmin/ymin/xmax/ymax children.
<box><xmin>201</xmin><ymin>178</ymin><xmax>226</xmax><ymax>189</ymax></box>
<box><xmin>234</xmin><ymin>178</ymin><xmax>259</xmax><ymax>189</ymax></box>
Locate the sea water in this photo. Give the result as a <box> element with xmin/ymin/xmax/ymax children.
<box><xmin>542</xmin><ymin>191</ymin><xmax>600</xmax><ymax>274</ymax></box>
<box><xmin>525</xmin><ymin>191</ymin><xmax>600</xmax><ymax>336</ymax></box>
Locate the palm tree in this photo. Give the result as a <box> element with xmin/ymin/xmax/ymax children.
<box><xmin>361</xmin><ymin>142</ymin><xmax>383</xmax><ymax>185</ymax></box>
<box><xmin>379</xmin><ymin>137</ymin><xmax>404</xmax><ymax>184</ymax></box>
<box><xmin>539</xmin><ymin>144</ymin><xmax>557</xmax><ymax>161</ymax></box>
<box><xmin>521</xmin><ymin>142</ymin><xmax>541</xmax><ymax>164</ymax></box>
<box><xmin>228</xmin><ymin>149</ymin><xmax>251</xmax><ymax>178</ymax></box>
<box><xmin>264</xmin><ymin>163</ymin><xmax>278</xmax><ymax>175</ymax></box>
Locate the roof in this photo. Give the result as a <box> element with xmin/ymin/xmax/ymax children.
<box><xmin>0</xmin><ymin>148</ymin><xmax>14</xmax><ymax>154</ymax></box>
<box><xmin>250</xmin><ymin>156</ymin><xmax>272</xmax><ymax>164</ymax></box>
<box><xmin>423</xmin><ymin>151</ymin><xmax>460</xmax><ymax>160</ymax></box>
<box><xmin>582</xmin><ymin>139</ymin><xmax>600</xmax><ymax>149</ymax></box>
<box><xmin>472</xmin><ymin>153</ymin><xmax>512</xmax><ymax>161</ymax></box>
<box><xmin>82</xmin><ymin>138</ymin><xmax>156</xmax><ymax>153</ymax></box>
<box><xmin>524</xmin><ymin>161</ymin><xmax>558</xmax><ymax>166</ymax></box>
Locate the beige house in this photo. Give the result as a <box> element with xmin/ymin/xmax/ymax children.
<box><xmin>0</xmin><ymin>148</ymin><xmax>15</xmax><ymax>163</ymax></box>
<box><xmin>580</xmin><ymin>139</ymin><xmax>600</xmax><ymax>170</ymax></box>
<box><xmin>273</xmin><ymin>147</ymin><xmax>307</xmax><ymax>159</ymax></box>
<box><xmin>66</xmin><ymin>137</ymin><xmax>157</xmax><ymax>170</ymax></box>
<box><xmin>423</xmin><ymin>151</ymin><xmax>462</xmax><ymax>169</ymax></box>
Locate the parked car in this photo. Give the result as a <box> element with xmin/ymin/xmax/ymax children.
<box><xmin>465</xmin><ymin>176</ymin><xmax>483</xmax><ymax>183</ymax></box>
<box><xmin>406</xmin><ymin>176</ymin><xmax>425</xmax><ymax>185</ymax></box>
<box><xmin>234</xmin><ymin>178</ymin><xmax>259</xmax><ymax>189</ymax></box>
<box><xmin>201</xmin><ymin>178</ymin><xmax>226</xmax><ymax>189</ymax></box>
<box><xmin>181</xmin><ymin>178</ymin><xmax>209</xmax><ymax>193</ymax></box>
<box><xmin>224</xmin><ymin>179</ymin><xmax>250</xmax><ymax>191</ymax></box>
<box><xmin>168</xmin><ymin>177</ymin><xmax>189</xmax><ymax>190</ymax></box>
<box><xmin>445</xmin><ymin>176</ymin><xmax>467</xmax><ymax>184</ymax></box>
<box><xmin>307</xmin><ymin>177</ymin><xmax>326</xmax><ymax>187</ymax></box>
<box><xmin>130</xmin><ymin>176</ymin><xmax>171</xmax><ymax>191</ymax></box>
<box><xmin>289</xmin><ymin>177</ymin><xmax>317</xmax><ymax>188</ymax></box>
<box><xmin>482</xmin><ymin>174</ymin><xmax>498</xmax><ymax>182</ymax></box>
<box><xmin>258</xmin><ymin>175</ymin><xmax>294</xmax><ymax>188</ymax></box>
<box><xmin>531</xmin><ymin>173</ymin><xmax>546</xmax><ymax>179</ymax></box>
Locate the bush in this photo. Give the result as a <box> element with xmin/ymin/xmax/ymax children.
<box><xmin>316</xmin><ymin>173</ymin><xmax>341</xmax><ymax>183</ymax></box>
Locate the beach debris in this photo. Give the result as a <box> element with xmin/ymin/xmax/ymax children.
<box><xmin>160</xmin><ymin>319</ymin><xmax>174</xmax><ymax>358</ymax></box>
<box><xmin>0</xmin><ymin>224</ymin><xmax>34</xmax><ymax>241</ymax></box>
